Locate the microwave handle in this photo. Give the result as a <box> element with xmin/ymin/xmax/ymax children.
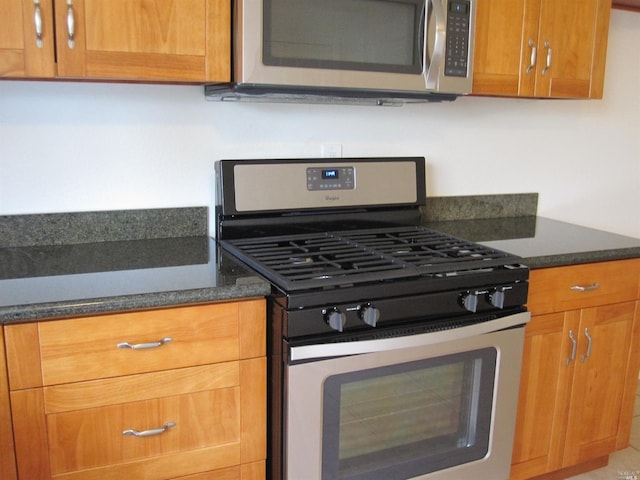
<box><xmin>424</xmin><ymin>0</ymin><xmax>446</xmax><ymax>89</ymax></box>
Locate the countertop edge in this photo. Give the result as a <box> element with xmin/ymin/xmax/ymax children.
<box><xmin>521</xmin><ymin>247</ymin><xmax>640</xmax><ymax>269</ymax></box>
<box><xmin>0</xmin><ymin>281</ymin><xmax>272</xmax><ymax>324</ymax></box>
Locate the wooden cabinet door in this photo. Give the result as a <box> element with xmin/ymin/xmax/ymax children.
<box><xmin>562</xmin><ymin>302</ymin><xmax>636</xmax><ymax>466</ymax></box>
<box><xmin>472</xmin><ymin>0</ymin><xmax>526</xmax><ymax>96</ymax></box>
<box><xmin>534</xmin><ymin>0</ymin><xmax>607</xmax><ymax>98</ymax></box>
<box><xmin>510</xmin><ymin>312</ymin><xmax>577</xmax><ymax>480</ymax></box>
<box><xmin>11</xmin><ymin>361</ymin><xmax>263</xmax><ymax>479</ymax></box>
<box><xmin>0</xmin><ymin>0</ymin><xmax>56</xmax><ymax>77</ymax></box>
<box><xmin>473</xmin><ymin>0</ymin><xmax>611</xmax><ymax>99</ymax></box>
<box><xmin>54</xmin><ymin>0</ymin><xmax>230</xmax><ymax>82</ymax></box>
<box><xmin>7</xmin><ymin>300</ymin><xmax>266</xmax><ymax>480</ymax></box>
<box><xmin>0</xmin><ymin>328</ymin><xmax>18</xmax><ymax>480</ymax></box>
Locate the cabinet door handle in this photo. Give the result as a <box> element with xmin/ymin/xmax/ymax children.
<box><xmin>566</xmin><ymin>329</ymin><xmax>577</xmax><ymax>365</ymax></box>
<box><xmin>581</xmin><ymin>328</ymin><xmax>592</xmax><ymax>363</ymax></box>
<box><xmin>541</xmin><ymin>40</ymin><xmax>552</xmax><ymax>76</ymax></box>
<box><xmin>123</xmin><ymin>422</ymin><xmax>176</xmax><ymax>438</ymax></box>
<box><xmin>526</xmin><ymin>38</ymin><xmax>537</xmax><ymax>75</ymax></box>
<box><xmin>117</xmin><ymin>337</ymin><xmax>173</xmax><ymax>350</ymax></box>
<box><xmin>66</xmin><ymin>0</ymin><xmax>75</xmax><ymax>49</ymax></box>
<box><xmin>33</xmin><ymin>0</ymin><xmax>44</xmax><ymax>48</ymax></box>
<box><xmin>570</xmin><ymin>283</ymin><xmax>600</xmax><ymax>292</ymax></box>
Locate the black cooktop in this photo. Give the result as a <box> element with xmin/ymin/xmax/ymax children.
<box><xmin>219</xmin><ymin>226</ymin><xmax>522</xmax><ymax>292</ymax></box>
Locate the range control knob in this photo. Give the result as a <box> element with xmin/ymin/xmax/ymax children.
<box><xmin>460</xmin><ymin>292</ymin><xmax>479</xmax><ymax>313</ymax></box>
<box><xmin>359</xmin><ymin>304</ymin><xmax>380</xmax><ymax>327</ymax></box>
<box><xmin>324</xmin><ymin>307</ymin><xmax>346</xmax><ymax>332</ymax></box>
<box><xmin>489</xmin><ymin>286</ymin><xmax>512</xmax><ymax>309</ymax></box>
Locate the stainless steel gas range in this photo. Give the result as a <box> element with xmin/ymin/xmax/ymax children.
<box><xmin>216</xmin><ymin>157</ymin><xmax>530</xmax><ymax>480</ymax></box>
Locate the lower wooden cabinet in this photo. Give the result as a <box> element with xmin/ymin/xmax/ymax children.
<box><xmin>4</xmin><ymin>299</ymin><xmax>266</xmax><ymax>480</ymax></box>
<box><xmin>510</xmin><ymin>259</ymin><xmax>640</xmax><ymax>479</ymax></box>
<box><xmin>0</xmin><ymin>327</ymin><xmax>18</xmax><ymax>480</ymax></box>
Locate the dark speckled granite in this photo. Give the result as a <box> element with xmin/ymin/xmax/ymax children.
<box><xmin>0</xmin><ymin>207</ymin><xmax>208</xmax><ymax>247</ymax></box>
<box><xmin>0</xmin><ymin>208</ymin><xmax>270</xmax><ymax>324</ymax></box>
<box><xmin>422</xmin><ymin>194</ymin><xmax>640</xmax><ymax>267</ymax></box>
<box><xmin>425</xmin><ymin>216</ymin><xmax>640</xmax><ymax>268</ymax></box>
<box><xmin>0</xmin><ymin>242</ymin><xmax>270</xmax><ymax>323</ymax></box>
<box><xmin>423</xmin><ymin>193</ymin><xmax>539</xmax><ymax>221</ymax></box>
<box><xmin>0</xmin><ymin>237</ymin><xmax>209</xmax><ymax>279</ymax></box>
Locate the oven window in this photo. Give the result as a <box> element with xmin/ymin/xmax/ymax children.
<box><xmin>263</xmin><ymin>0</ymin><xmax>423</xmax><ymax>74</ymax></box>
<box><xmin>322</xmin><ymin>348</ymin><xmax>496</xmax><ymax>480</ymax></box>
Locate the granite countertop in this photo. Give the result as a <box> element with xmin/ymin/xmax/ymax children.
<box><xmin>0</xmin><ymin>208</ymin><xmax>270</xmax><ymax>324</ymax></box>
<box><xmin>425</xmin><ymin>216</ymin><xmax>640</xmax><ymax>268</ymax></box>
<box><xmin>422</xmin><ymin>193</ymin><xmax>640</xmax><ymax>268</ymax></box>
<box><xmin>1</xmin><ymin>200</ymin><xmax>639</xmax><ymax>324</ymax></box>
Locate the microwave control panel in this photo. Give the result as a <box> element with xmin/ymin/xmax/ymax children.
<box><xmin>445</xmin><ymin>1</ymin><xmax>471</xmax><ymax>77</ymax></box>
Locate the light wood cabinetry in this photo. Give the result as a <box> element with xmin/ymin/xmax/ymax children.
<box><xmin>0</xmin><ymin>0</ymin><xmax>56</xmax><ymax>77</ymax></box>
<box><xmin>4</xmin><ymin>299</ymin><xmax>266</xmax><ymax>480</ymax></box>
<box><xmin>0</xmin><ymin>328</ymin><xmax>18</xmax><ymax>480</ymax></box>
<box><xmin>510</xmin><ymin>259</ymin><xmax>640</xmax><ymax>480</ymax></box>
<box><xmin>473</xmin><ymin>0</ymin><xmax>612</xmax><ymax>98</ymax></box>
<box><xmin>0</xmin><ymin>0</ymin><xmax>230</xmax><ymax>82</ymax></box>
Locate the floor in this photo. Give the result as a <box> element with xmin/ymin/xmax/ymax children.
<box><xmin>567</xmin><ymin>381</ymin><xmax>640</xmax><ymax>480</ymax></box>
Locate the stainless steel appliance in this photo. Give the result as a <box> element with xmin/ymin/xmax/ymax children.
<box><xmin>216</xmin><ymin>157</ymin><xmax>530</xmax><ymax>480</ymax></box>
<box><xmin>205</xmin><ymin>0</ymin><xmax>476</xmax><ymax>105</ymax></box>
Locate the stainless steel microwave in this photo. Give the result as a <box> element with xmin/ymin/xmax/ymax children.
<box><xmin>205</xmin><ymin>0</ymin><xmax>476</xmax><ymax>105</ymax></box>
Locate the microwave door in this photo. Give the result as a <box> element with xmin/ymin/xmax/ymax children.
<box><xmin>424</xmin><ymin>0</ymin><xmax>446</xmax><ymax>90</ymax></box>
<box><xmin>240</xmin><ymin>0</ymin><xmax>432</xmax><ymax>92</ymax></box>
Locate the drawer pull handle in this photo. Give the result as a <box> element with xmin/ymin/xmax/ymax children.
<box><xmin>570</xmin><ymin>283</ymin><xmax>599</xmax><ymax>292</ymax></box>
<box><xmin>123</xmin><ymin>422</ymin><xmax>176</xmax><ymax>438</ymax></box>
<box><xmin>567</xmin><ymin>329</ymin><xmax>577</xmax><ymax>366</ymax></box>
<box><xmin>117</xmin><ymin>337</ymin><xmax>172</xmax><ymax>350</ymax></box>
<box><xmin>581</xmin><ymin>328</ymin><xmax>592</xmax><ymax>363</ymax></box>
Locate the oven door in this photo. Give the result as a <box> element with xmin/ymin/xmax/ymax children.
<box><xmin>285</xmin><ymin>311</ymin><xmax>529</xmax><ymax>480</ymax></box>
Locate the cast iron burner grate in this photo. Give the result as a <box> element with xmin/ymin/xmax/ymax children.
<box><xmin>220</xmin><ymin>226</ymin><xmax>520</xmax><ymax>291</ymax></box>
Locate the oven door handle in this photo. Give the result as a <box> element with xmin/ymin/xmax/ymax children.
<box><xmin>290</xmin><ymin>311</ymin><xmax>531</xmax><ymax>362</ymax></box>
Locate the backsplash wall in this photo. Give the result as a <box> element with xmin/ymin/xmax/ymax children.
<box><xmin>0</xmin><ymin>10</ymin><xmax>638</xmax><ymax>239</ymax></box>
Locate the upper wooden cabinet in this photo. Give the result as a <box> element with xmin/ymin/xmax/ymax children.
<box><xmin>0</xmin><ymin>0</ymin><xmax>230</xmax><ymax>82</ymax></box>
<box><xmin>0</xmin><ymin>0</ymin><xmax>56</xmax><ymax>77</ymax></box>
<box><xmin>473</xmin><ymin>0</ymin><xmax>612</xmax><ymax>98</ymax></box>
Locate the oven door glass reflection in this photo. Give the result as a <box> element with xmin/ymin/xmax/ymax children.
<box><xmin>321</xmin><ymin>348</ymin><xmax>496</xmax><ymax>480</ymax></box>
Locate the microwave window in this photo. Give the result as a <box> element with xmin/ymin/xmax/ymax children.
<box><xmin>264</xmin><ymin>0</ymin><xmax>423</xmax><ymax>74</ymax></box>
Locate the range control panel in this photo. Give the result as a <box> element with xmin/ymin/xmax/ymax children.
<box><xmin>307</xmin><ymin>167</ymin><xmax>355</xmax><ymax>191</ymax></box>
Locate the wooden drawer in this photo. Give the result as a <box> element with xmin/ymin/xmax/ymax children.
<box><xmin>11</xmin><ymin>358</ymin><xmax>266</xmax><ymax>480</ymax></box>
<box><xmin>5</xmin><ymin>299</ymin><xmax>265</xmax><ymax>389</ymax></box>
<box><xmin>170</xmin><ymin>461</ymin><xmax>265</xmax><ymax>480</ymax></box>
<box><xmin>528</xmin><ymin>259</ymin><xmax>640</xmax><ymax>315</ymax></box>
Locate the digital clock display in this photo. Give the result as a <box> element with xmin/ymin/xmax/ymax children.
<box><xmin>307</xmin><ymin>166</ymin><xmax>354</xmax><ymax>190</ymax></box>
<box><xmin>322</xmin><ymin>169</ymin><xmax>339</xmax><ymax>179</ymax></box>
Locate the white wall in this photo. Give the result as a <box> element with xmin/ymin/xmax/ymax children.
<box><xmin>1</xmin><ymin>10</ymin><xmax>638</xmax><ymax>239</ymax></box>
